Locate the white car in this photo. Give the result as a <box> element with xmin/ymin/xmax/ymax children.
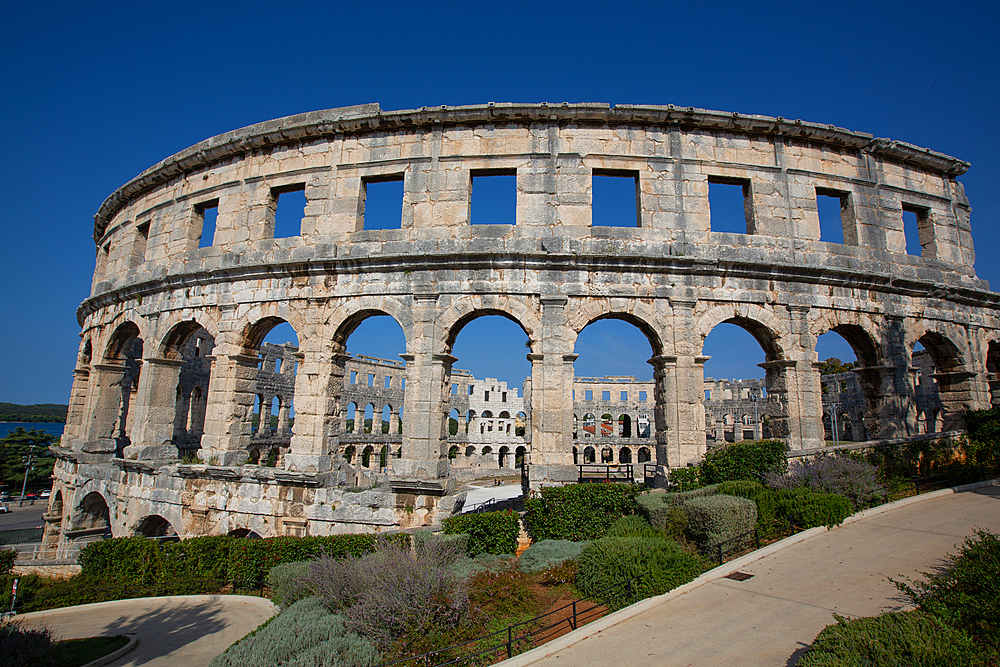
<box><xmin>0</xmin><ymin>506</ymin><xmax>10</xmax><ymax>514</ymax></box>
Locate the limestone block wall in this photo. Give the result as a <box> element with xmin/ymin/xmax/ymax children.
<box><xmin>55</xmin><ymin>102</ymin><xmax>1000</xmax><ymax>538</ymax></box>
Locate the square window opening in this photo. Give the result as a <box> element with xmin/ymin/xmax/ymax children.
<box><xmin>132</xmin><ymin>221</ymin><xmax>150</xmax><ymax>267</ymax></box>
<box><xmin>273</xmin><ymin>185</ymin><xmax>306</xmax><ymax>238</ymax></box>
<box><xmin>592</xmin><ymin>170</ymin><xmax>640</xmax><ymax>227</ymax></box>
<box><xmin>471</xmin><ymin>170</ymin><xmax>516</xmax><ymax>225</ymax></box>
<box><xmin>363</xmin><ymin>176</ymin><xmax>404</xmax><ymax>230</ymax></box>
<box><xmin>196</xmin><ymin>200</ymin><xmax>219</xmax><ymax>248</ymax></box>
<box><xmin>815</xmin><ymin>188</ymin><xmax>848</xmax><ymax>244</ymax></box>
<box><xmin>639</xmin><ymin>391</ymin><xmax>647</xmax><ymax>401</ymax></box>
<box><xmin>708</xmin><ymin>178</ymin><xmax>751</xmax><ymax>234</ymax></box>
<box><xmin>602</xmin><ymin>390</ymin><xmax>611</xmax><ymax>401</ymax></box>
<box><xmin>901</xmin><ymin>204</ymin><xmax>929</xmax><ymax>257</ymax></box>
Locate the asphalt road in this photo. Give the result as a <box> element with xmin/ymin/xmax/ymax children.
<box><xmin>0</xmin><ymin>498</ymin><xmax>46</xmax><ymax>532</ymax></box>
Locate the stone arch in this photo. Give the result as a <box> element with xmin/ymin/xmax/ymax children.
<box><xmin>441</xmin><ymin>303</ymin><xmax>537</xmax><ymax>353</ymax></box>
<box><xmin>134</xmin><ymin>514</ymin><xmax>178</xmax><ymax>538</ymax></box>
<box><xmin>499</xmin><ymin>445</ymin><xmax>509</xmax><ymax>468</ymax></box>
<box><xmin>102</xmin><ymin>321</ymin><xmax>142</xmax><ymax>362</ymax></box>
<box><xmin>637</xmin><ymin>446</ymin><xmax>651</xmax><ymax>463</ymax></box>
<box><xmin>228</xmin><ymin>528</ymin><xmax>263</xmax><ymax>539</ymax></box>
<box><xmin>810</xmin><ymin>310</ymin><xmax>883</xmax><ymax>367</ymax></box>
<box><xmin>70</xmin><ymin>489</ymin><xmax>113</xmax><ymax>535</ymax></box>
<box><xmin>695</xmin><ymin>305</ymin><xmax>787</xmax><ymax>361</ymax></box>
<box><xmin>568</xmin><ymin>305</ymin><xmax>666</xmax><ymax>357</ymax></box>
<box><xmin>583</xmin><ymin>446</ymin><xmax>596</xmax><ymax>463</ymax></box>
<box><xmin>330</xmin><ymin>305</ymin><xmax>412</xmax><ymax>353</ymax></box>
<box><xmin>601</xmin><ymin>446</ymin><xmax>614</xmax><ymax>463</ymax></box>
<box><xmin>986</xmin><ymin>339</ymin><xmax>1000</xmax><ymax>405</ymax></box>
<box><xmin>157</xmin><ymin>318</ymin><xmax>214</xmax><ymax>360</ymax></box>
<box><xmin>909</xmin><ymin>324</ymin><xmax>973</xmax><ymax>430</ymax></box>
<box><xmin>619</xmin><ymin>446</ymin><xmax>632</xmax><ymax>463</ymax></box>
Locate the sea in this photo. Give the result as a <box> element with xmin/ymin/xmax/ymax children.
<box><xmin>0</xmin><ymin>422</ymin><xmax>65</xmax><ymax>439</ymax></box>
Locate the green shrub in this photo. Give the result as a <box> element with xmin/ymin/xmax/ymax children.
<box><xmin>754</xmin><ymin>488</ymin><xmax>852</xmax><ymax>530</ymax></box>
<box><xmin>267</xmin><ymin>561</ymin><xmax>311</xmax><ymax>609</ymax></box>
<box><xmin>0</xmin><ymin>620</ymin><xmax>54</xmax><ymax>667</ymax></box>
<box><xmin>209</xmin><ymin>597</ymin><xmax>379</xmax><ymax>667</ymax></box>
<box><xmin>683</xmin><ymin>494</ymin><xmax>758</xmax><ymax>549</ymax></box>
<box><xmin>523</xmin><ymin>483</ymin><xmax>642</xmax><ymax>541</ymax></box>
<box><xmin>715</xmin><ymin>480</ymin><xmax>765</xmax><ymax>499</ymax></box>
<box><xmin>637</xmin><ymin>495</ymin><xmax>692</xmax><ymax>545</ymax></box>
<box><xmin>78</xmin><ymin>537</ymin><xmax>164</xmax><ymax>586</ymax></box>
<box><xmin>798</xmin><ymin>611</ymin><xmax>979</xmax><ymax>667</ymax></box>
<box><xmin>766</xmin><ymin>456</ymin><xmax>883</xmax><ymax>508</ymax></box>
<box><xmin>896</xmin><ymin>529</ymin><xmax>1000</xmax><ymax>649</ymax></box>
<box><xmin>667</xmin><ymin>466</ymin><xmax>703</xmax><ymax>491</ymax></box>
<box><xmin>442</xmin><ymin>510</ymin><xmax>519</xmax><ymax>556</ymax></box>
<box><xmin>576</xmin><ymin>536</ymin><xmax>703</xmax><ymax>609</ymax></box>
<box><xmin>603</xmin><ymin>515</ymin><xmax>661</xmax><ymax>539</ymax></box>
<box><xmin>518</xmin><ymin>540</ymin><xmax>588</xmax><ymax>574</ymax></box>
<box><xmin>963</xmin><ymin>407</ymin><xmax>1000</xmax><ymax>469</ymax></box>
<box><xmin>700</xmin><ymin>439</ymin><xmax>788</xmax><ymax>484</ymax></box>
<box><xmin>412</xmin><ymin>530</ymin><xmax>469</xmax><ymax>558</ymax></box>
<box><xmin>0</xmin><ymin>550</ymin><xmax>16</xmax><ymax>576</ymax></box>
<box><xmin>470</xmin><ymin>566</ymin><xmax>535</xmax><ymax>617</ymax></box>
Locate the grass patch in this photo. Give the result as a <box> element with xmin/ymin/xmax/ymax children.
<box><xmin>50</xmin><ymin>635</ymin><xmax>130</xmax><ymax>666</ymax></box>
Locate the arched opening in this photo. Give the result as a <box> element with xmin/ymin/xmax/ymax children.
<box><xmin>573</xmin><ymin>446</ymin><xmax>579</xmax><ymax>464</ymax></box>
<box><xmin>134</xmin><ymin>514</ymin><xmax>178</xmax><ymax>539</ymax></box>
<box><xmin>601</xmin><ymin>447</ymin><xmax>614</xmax><ymax>463</ymax></box>
<box><xmin>73</xmin><ymin>492</ymin><xmax>111</xmax><ymax>536</ymax></box>
<box><xmin>817</xmin><ymin>327</ymin><xmax>874</xmax><ymax>443</ymax></box>
<box><xmin>637</xmin><ymin>447</ymin><xmax>651</xmax><ymax>463</ymax></box>
<box><xmin>601</xmin><ymin>413</ymin><xmax>613</xmax><ymax>438</ymax></box>
<box><xmin>583</xmin><ymin>446</ymin><xmax>596</xmax><ymax>463</ymax></box>
<box><xmin>346</xmin><ymin>403</ymin><xmax>358</xmax><ymax>433</ymax></box>
<box><xmin>703</xmin><ymin>320</ymin><xmax>782</xmax><ymax>444</ymax></box>
<box><xmin>449</xmin><ymin>409</ymin><xmax>460</xmax><ymax>436</ymax></box>
<box><xmin>363</xmin><ymin>404</ymin><xmax>375</xmax><ymax>433</ymax></box>
<box><xmin>913</xmin><ymin>332</ymin><xmax>965</xmax><ymax>431</ymax></box>
<box><xmin>99</xmin><ymin>322</ymin><xmax>143</xmax><ymax>457</ymax></box>
<box><xmin>465</xmin><ymin>445</ymin><xmax>475</xmax><ymax>457</ymax></box>
<box><xmin>160</xmin><ymin>321</ymin><xmax>215</xmax><ymax>458</ymax></box>
<box><xmin>515</xmin><ymin>445</ymin><xmax>526</xmax><ymax>467</ymax></box>
<box><xmin>448</xmin><ymin>445</ymin><xmax>459</xmax><ymax>460</ymax></box>
<box><xmin>987</xmin><ymin>341</ymin><xmax>1000</xmax><ymax>406</ymax></box>
<box><xmin>482</xmin><ymin>445</ymin><xmax>493</xmax><ymax>456</ymax></box>
<box><xmin>582</xmin><ymin>413</ymin><xmax>596</xmax><ymax>438</ymax></box>
<box><xmin>228</xmin><ymin>528</ymin><xmax>263</xmax><ymax>539</ymax></box>
<box><xmin>619</xmin><ymin>447</ymin><xmax>632</xmax><ymax>464</ymax></box>
<box><xmin>499</xmin><ymin>445</ymin><xmax>509</xmax><ymax>468</ymax></box>
<box><xmin>618</xmin><ymin>414</ymin><xmax>632</xmax><ymax>438</ymax></box>
<box><xmin>242</xmin><ymin>319</ymin><xmax>299</xmax><ymax>461</ymax></box>
<box><xmin>380</xmin><ymin>405</ymin><xmax>391</xmax><ymax>434</ymax></box>
<box><xmin>361</xmin><ymin>445</ymin><xmax>374</xmax><ymax>468</ymax></box>
<box><xmin>343</xmin><ymin>445</ymin><xmax>355</xmax><ymax>464</ymax></box>
<box><xmin>379</xmin><ymin>444</ymin><xmax>388</xmax><ymax>469</ymax></box>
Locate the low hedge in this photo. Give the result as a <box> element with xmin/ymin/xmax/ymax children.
<box><xmin>603</xmin><ymin>515</ymin><xmax>662</xmax><ymax>540</ymax></box>
<box><xmin>517</xmin><ymin>540</ymin><xmax>588</xmax><ymax>574</ymax></box>
<box><xmin>209</xmin><ymin>596</ymin><xmax>380</xmax><ymax>667</ymax></box>
<box><xmin>683</xmin><ymin>494</ymin><xmax>757</xmax><ymax>549</ymax></box>
<box><xmin>700</xmin><ymin>439</ymin><xmax>788</xmax><ymax>484</ymax></box>
<box><xmin>77</xmin><ymin>533</ymin><xmax>411</xmax><ymax>588</ymax></box>
<box><xmin>798</xmin><ymin>611</ymin><xmax>979</xmax><ymax>667</ymax></box>
<box><xmin>523</xmin><ymin>483</ymin><xmax>642</xmax><ymax>541</ymax></box>
<box><xmin>576</xmin><ymin>536</ymin><xmax>703</xmax><ymax>609</ymax></box>
<box><xmin>442</xmin><ymin>510</ymin><xmax>520</xmax><ymax>556</ymax></box>
<box><xmin>755</xmin><ymin>488</ymin><xmax>853</xmax><ymax>531</ymax></box>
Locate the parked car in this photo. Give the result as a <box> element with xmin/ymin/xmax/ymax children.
<box><xmin>0</xmin><ymin>506</ymin><xmax>10</xmax><ymax>514</ymax></box>
<box><xmin>39</xmin><ymin>490</ymin><xmax>51</xmax><ymax>499</ymax></box>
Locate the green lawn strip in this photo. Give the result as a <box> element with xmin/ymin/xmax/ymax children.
<box><xmin>48</xmin><ymin>635</ymin><xmax>129</xmax><ymax>666</ymax></box>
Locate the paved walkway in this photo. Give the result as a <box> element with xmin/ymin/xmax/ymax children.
<box><xmin>16</xmin><ymin>594</ymin><xmax>277</xmax><ymax>667</ymax></box>
<box><xmin>505</xmin><ymin>482</ymin><xmax>1000</xmax><ymax>667</ymax></box>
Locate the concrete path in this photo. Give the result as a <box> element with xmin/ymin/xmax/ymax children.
<box><xmin>463</xmin><ymin>483</ymin><xmax>523</xmax><ymax>510</ymax></box>
<box><xmin>16</xmin><ymin>594</ymin><xmax>278</xmax><ymax>667</ymax></box>
<box><xmin>505</xmin><ymin>481</ymin><xmax>1000</xmax><ymax>667</ymax></box>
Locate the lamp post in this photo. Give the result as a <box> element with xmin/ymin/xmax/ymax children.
<box><xmin>19</xmin><ymin>443</ymin><xmax>36</xmax><ymax>507</ymax></box>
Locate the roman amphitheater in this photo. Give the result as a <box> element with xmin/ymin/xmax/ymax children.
<box><xmin>43</xmin><ymin>102</ymin><xmax>1000</xmax><ymax>547</ymax></box>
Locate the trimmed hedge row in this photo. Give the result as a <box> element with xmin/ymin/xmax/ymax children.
<box><xmin>639</xmin><ymin>492</ymin><xmax>756</xmax><ymax>550</ymax></box>
<box><xmin>700</xmin><ymin>439</ymin><xmax>788</xmax><ymax>484</ymax></box>
<box><xmin>78</xmin><ymin>533</ymin><xmax>410</xmax><ymax>587</ymax></box>
<box><xmin>524</xmin><ymin>483</ymin><xmax>642</xmax><ymax>541</ymax></box>
<box><xmin>442</xmin><ymin>510</ymin><xmax>520</xmax><ymax>555</ymax></box>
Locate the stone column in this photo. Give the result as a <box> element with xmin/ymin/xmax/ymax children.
<box><xmin>199</xmin><ymin>341</ymin><xmax>258</xmax><ymax>466</ymax></box>
<box><xmin>934</xmin><ymin>369</ymin><xmax>979</xmax><ymax>431</ymax></box>
<box><xmin>125</xmin><ymin>356</ymin><xmax>186</xmax><ymax>460</ymax></box>
<box><xmin>61</xmin><ymin>367</ymin><xmax>91</xmax><ymax>449</ymax></box>
<box><xmin>396</xmin><ymin>351</ymin><xmax>454</xmax><ymax>479</ymax></box>
<box><xmin>758</xmin><ymin>357</ymin><xmax>824</xmax><ymax>450</ymax></box>
<box><xmin>649</xmin><ymin>354</ymin><xmax>707</xmax><ymax>467</ymax></box>
<box><xmin>284</xmin><ymin>349</ymin><xmax>346</xmax><ymax>473</ymax></box>
<box><xmin>527</xmin><ymin>296</ymin><xmax>577</xmax><ymax>486</ymax></box>
<box><xmin>855</xmin><ymin>365</ymin><xmax>912</xmax><ymax>440</ymax></box>
<box><xmin>81</xmin><ymin>362</ymin><xmax>132</xmax><ymax>455</ymax></box>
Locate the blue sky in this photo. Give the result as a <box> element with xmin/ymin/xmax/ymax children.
<box><xmin>2</xmin><ymin>1</ymin><xmax>996</xmax><ymax>404</ymax></box>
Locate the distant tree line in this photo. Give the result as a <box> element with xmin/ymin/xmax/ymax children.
<box><xmin>0</xmin><ymin>403</ymin><xmax>68</xmax><ymax>423</ymax></box>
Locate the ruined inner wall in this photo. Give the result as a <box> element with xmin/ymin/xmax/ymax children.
<box><xmin>53</xmin><ymin>102</ymin><xmax>1000</xmax><ymax>539</ymax></box>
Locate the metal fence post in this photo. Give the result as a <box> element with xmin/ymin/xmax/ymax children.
<box><xmin>571</xmin><ymin>600</ymin><xmax>577</xmax><ymax>630</ymax></box>
<box><xmin>507</xmin><ymin>626</ymin><xmax>513</xmax><ymax>659</ymax></box>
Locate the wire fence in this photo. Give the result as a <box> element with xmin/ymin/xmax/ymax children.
<box><xmin>0</xmin><ymin>527</ymin><xmax>43</xmax><ymax>546</ymax></box>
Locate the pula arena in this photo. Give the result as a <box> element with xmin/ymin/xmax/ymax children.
<box><xmin>45</xmin><ymin>102</ymin><xmax>1000</xmax><ymax>546</ymax></box>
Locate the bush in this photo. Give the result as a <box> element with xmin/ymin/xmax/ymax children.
<box><xmin>862</xmin><ymin>438</ymin><xmax>962</xmax><ymax>479</ymax></box>
<box><xmin>798</xmin><ymin>611</ymin><xmax>979</xmax><ymax>667</ymax></box>
<box><xmin>756</xmin><ymin>488</ymin><xmax>852</xmax><ymax>529</ymax></box>
<box><xmin>603</xmin><ymin>515</ymin><xmax>661</xmax><ymax>539</ymax></box>
<box><xmin>518</xmin><ymin>540</ymin><xmax>588</xmax><ymax>574</ymax></box>
<box><xmin>209</xmin><ymin>597</ymin><xmax>380</xmax><ymax>667</ymax></box>
<box><xmin>442</xmin><ymin>510</ymin><xmax>520</xmax><ymax>556</ymax></box>
<box><xmin>701</xmin><ymin>439</ymin><xmax>788</xmax><ymax>484</ymax></box>
<box><xmin>0</xmin><ymin>620</ymin><xmax>54</xmax><ymax>667</ymax></box>
<box><xmin>470</xmin><ymin>566</ymin><xmax>535</xmax><ymax>617</ymax></box>
<box><xmin>523</xmin><ymin>483</ymin><xmax>642</xmax><ymax>541</ymax></box>
<box><xmin>304</xmin><ymin>540</ymin><xmax>470</xmax><ymax>650</ymax></box>
<box><xmin>683</xmin><ymin>495</ymin><xmax>758</xmax><ymax>549</ymax></box>
<box><xmin>637</xmin><ymin>496</ymin><xmax>690</xmax><ymax>545</ymax></box>
<box><xmin>765</xmin><ymin>456</ymin><xmax>883</xmax><ymax>508</ymax></box>
<box><xmin>896</xmin><ymin>528</ymin><xmax>1000</xmax><ymax>649</ymax></box>
<box><xmin>667</xmin><ymin>466</ymin><xmax>703</xmax><ymax>491</ymax></box>
<box><xmin>963</xmin><ymin>407</ymin><xmax>1000</xmax><ymax>469</ymax></box>
<box><xmin>413</xmin><ymin>531</ymin><xmax>469</xmax><ymax>559</ymax></box>
<box><xmin>715</xmin><ymin>480</ymin><xmax>765</xmax><ymax>500</ymax></box>
<box><xmin>268</xmin><ymin>561</ymin><xmax>311</xmax><ymax>609</ymax></box>
<box><xmin>576</xmin><ymin>536</ymin><xmax>703</xmax><ymax>609</ymax></box>
<box><xmin>0</xmin><ymin>550</ymin><xmax>16</xmax><ymax>576</ymax></box>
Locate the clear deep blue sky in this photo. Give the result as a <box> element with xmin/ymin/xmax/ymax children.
<box><xmin>2</xmin><ymin>1</ymin><xmax>997</xmax><ymax>404</ymax></box>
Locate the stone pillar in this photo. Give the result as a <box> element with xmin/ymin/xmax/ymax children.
<box><xmin>759</xmin><ymin>356</ymin><xmax>823</xmax><ymax>450</ymax></box>
<box><xmin>81</xmin><ymin>362</ymin><xmax>132</xmax><ymax>455</ymax></box>
<box><xmin>396</xmin><ymin>351</ymin><xmax>454</xmax><ymax>479</ymax></box>
<box><xmin>855</xmin><ymin>365</ymin><xmax>912</xmax><ymax>440</ymax></box>
<box><xmin>260</xmin><ymin>395</ymin><xmax>274</xmax><ymax>435</ymax></box>
<box><xmin>199</xmin><ymin>341</ymin><xmax>258</xmax><ymax>466</ymax></box>
<box><xmin>125</xmin><ymin>356</ymin><xmax>186</xmax><ymax>460</ymax></box>
<box><xmin>61</xmin><ymin>367</ymin><xmax>91</xmax><ymax>449</ymax></box>
<box><xmin>284</xmin><ymin>349</ymin><xmax>346</xmax><ymax>473</ymax></box>
<box><xmin>934</xmin><ymin>369</ymin><xmax>979</xmax><ymax>431</ymax></box>
<box><xmin>527</xmin><ymin>296</ymin><xmax>577</xmax><ymax>486</ymax></box>
<box><xmin>649</xmin><ymin>355</ymin><xmax>707</xmax><ymax>467</ymax></box>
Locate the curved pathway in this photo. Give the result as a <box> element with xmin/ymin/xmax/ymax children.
<box><xmin>15</xmin><ymin>594</ymin><xmax>277</xmax><ymax>666</ymax></box>
<box><xmin>503</xmin><ymin>481</ymin><xmax>1000</xmax><ymax>667</ymax></box>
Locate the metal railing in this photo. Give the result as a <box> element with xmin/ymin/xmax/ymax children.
<box><xmin>0</xmin><ymin>527</ymin><xmax>44</xmax><ymax>546</ymax></box>
<box><xmin>376</xmin><ymin>576</ymin><xmax>638</xmax><ymax>667</ymax></box>
<box><xmin>577</xmin><ymin>464</ymin><xmax>636</xmax><ymax>483</ymax></box>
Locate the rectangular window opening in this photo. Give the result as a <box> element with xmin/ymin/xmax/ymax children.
<box><xmin>816</xmin><ymin>189</ymin><xmax>847</xmax><ymax>244</ymax></box>
<box><xmin>196</xmin><ymin>200</ymin><xmax>219</xmax><ymax>248</ymax></box>
<box><xmin>639</xmin><ymin>391</ymin><xmax>647</xmax><ymax>401</ymax></box>
<box><xmin>592</xmin><ymin>170</ymin><xmax>640</xmax><ymax>228</ymax></box>
<box><xmin>351</xmin><ymin>371</ymin><xmax>357</xmax><ymax>384</ymax></box>
<box><xmin>275</xmin><ymin>358</ymin><xmax>282</xmax><ymax>374</ymax></box>
<box><xmin>621</xmin><ymin>391</ymin><xmax>628</xmax><ymax>401</ymax></box>
<box><xmin>602</xmin><ymin>390</ymin><xmax>611</xmax><ymax>401</ymax></box>
<box><xmin>502</xmin><ymin>392</ymin><xmax>507</xmax><ymax>402</ymax></box>
<box><xmin>469</xmin><ymin>385</ymin><xmax>474</xmax><ymax>396</ymax></box>
<box><xmin>385</xmin><ymin>376</ymin><xmax>392</xmax><ymax>389</ymax></box>
<box><xmin>451</xmin><ymin>383</ymin><xmax>458</xmax><ymax>395</ymax></box>
<box><xmin>485</xmin><ymin>391</ymin><xmax>490</xmax><ymax>401</ymax></box>
<box><xmin>585</xmin><ymin>390</ymin><xmax>593</xmax><ymax>401</ymax></box>
<box><xmin>368</xmin><ymin>374</ymin><xmax>374</xmax><ymax>387</ymax></box>
<box><xmin>901</xmin><ymin>204</ymin><xmax>929</xmax><ymax>257</ymax></box>
<box><xmin>708</xmin><ymin>177</ymin><xmax>751</xmax><ymax>234</ymax></box>
<box><xmin>705</xmin><ymin>390</ymin><xmax>711</xmax><ymax>401</ymax></box>
<box><xmin>132</xmin><ymin>221</ymin><xmax>150</xmax><ymax>268</ymax></box>
<box><xmin>273</xmin><ymin>185</ymin><xmax>306</xmax><ymax>238</ymax></box>
<box><xmin>362</xmin><ymin>175</ymin><xmax>404</xmax><ymax>230</ymax></box>
<box><xmin>471</xmin><ymin>170</ymin><xmax>516</xmax><ymax>225</ymax></box>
